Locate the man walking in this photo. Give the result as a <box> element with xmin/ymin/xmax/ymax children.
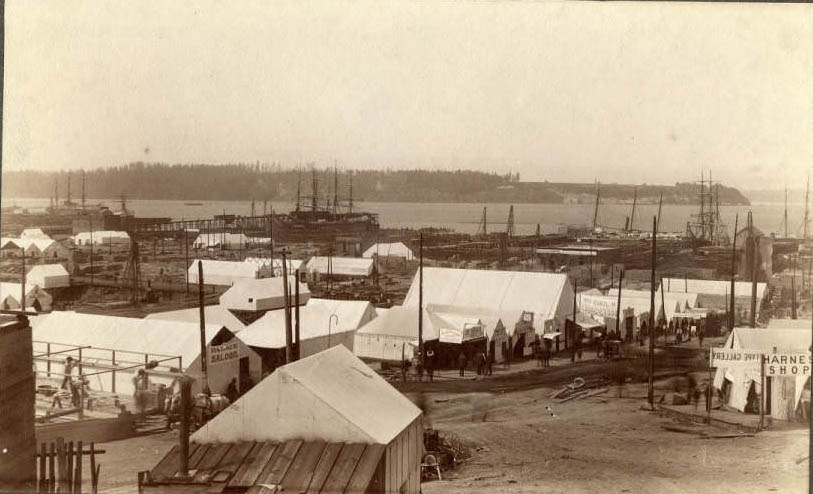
<box><xmin>457</xmin><ymin>351</ymin><xmax>467</xmax><ymax>377</ymax></box>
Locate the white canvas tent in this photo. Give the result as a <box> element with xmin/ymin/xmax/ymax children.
<box><xmin>403</xmin><ymin>267</ymin><xmax>574</xmax><ymax>341</ymax></box>
<box><xmin>145</xmin><ymin>305</ymin><xmax>248</xmax><ymax>334</ymax></box>
<box><xmin>305</xmin><ymin>256</ymin><xmax>375</xmax><ymax>278</ymax></box>
<box><xmin>192</xmin><ymin>345</ymin><xmax>423</xmax><ymax>493</ymax></box>
<box><xmin>20</xmin><ymin>228</ymin><xmax>51</xmax><ymax>240</ymax></box>
<box><xmin>29</xmin><ymin>311</ymin><xmax>262</xmax><ymax>396</ymax></box>
<box><xmin>363</xmin><ymin>242</ymin><xmax>415</xmax><ymax>261</ymax></box>
<box><xmin>72</xmin><ymin>231</ymin><xmax>131</xmax><ymax>247</ymax></box>
<box><xmin>187</xmin><ymin>259</ymin><xmax>261</xmax><ymax>286</ymax></box>
<box><xmin>663</xmin><ymin>277</ymin><xmax>767</xmax><ymax>321</ymax></box>
<box><xmin>192</xmin><ymin>232</ymin><xmax>252</xmax><ymax>250</ymax></box>
<box><xmin>237</xmin><ymin>298</ymin><xmax>377</xmax><ymax>357</ymax></box>
<box><xmin>0</xmin><ymin>282</ymin><xmax>52</xmax><ymax>312</ymax></box>
<box><xmin>219</xmin><ymin>276</ymin><xmax>310</xmax><ymax>312</ymax></box>
<box><xmin>353</xmin><ymin>306</ymin><xmax>441</xmax><ymax>362</ymax></box>
<box><xmin>713</xmin><ymin>327</ymin><xmax>811</xmax><ymax>421</ymax></box>
<box><xmin>26</xmin><ymin>264</ymin><xmax>70</xmax><ymax>289</ymax></box>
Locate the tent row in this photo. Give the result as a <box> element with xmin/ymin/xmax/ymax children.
<box><xmin>0</xmin><ymin>237</ymin><xmax>71</xmax><ymax>259</ymax></box>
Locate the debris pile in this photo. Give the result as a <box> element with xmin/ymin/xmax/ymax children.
<box><xmin>550</xmin><ymin>376</ymin><xmax>610</xmax><ymax>403</ymax></box>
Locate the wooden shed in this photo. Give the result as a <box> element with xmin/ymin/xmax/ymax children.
<box><xmin>189</xmin><ymin>345</ymin><xmax>423</xmax><ymax>493</ymax></box>
<box><xmin>139</xmin><ymin>440</ymin><xmax>387</xmax><ymax>493</ymax></box>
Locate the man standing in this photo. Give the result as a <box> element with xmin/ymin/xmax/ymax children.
<box><xmin>425</xmin><ymin>349</ymin><xmax>435</xmax><ymax>382</ymax></box>
<box><xmin>457</xmin><ymin>351</ymin><xmax>467</xmax><ymax>377</ymax></box>
<box><xmin>61</xmin><ymin>356</ymin><xmax>76</xmax><ymax>390</ymax></box>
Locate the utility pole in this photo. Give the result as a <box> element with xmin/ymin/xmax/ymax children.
<box><xmin>197</xmin><ymin>261</ymin><xmax>210</xmax><ymax>395</ymax></box>
<box><xmin>615</xmin><ymin>268</ymin><xmax>624</xmax><ymax>339</ymax></box>
<box><xmin>571</xmin><ymin>280</ymin><xmax>577</xmax><ymax>362</ymax></box>
<box><xmin>89</xmin><ymin>215</ymin><xmax>94</xmax><ymax>286</ymax></box>
<box><xmin>418</xmin><ymin>233</ymin><xmax>424</xmax><ymax>367</ymax></box>
<box><xmin>729</xmin><ymin>213</ymin><xmax>738</xmax><ymax>329</ymax></box>
<box><xmin>295</xmin><ymin>270</ymin><xmax>300</xmax><ymax>361</ymax></box>
<box><xmin>805</xmin><ymin>174</ymin><xmax>810</xmax><ymax>240</ymax></box>
<box><xmin>648</xmin><ymin>216</ymin><xmax>657</xmax><ymax>409</ymax></box>
<box><xmin>184</xmin><ymin>228</ymin><xmax>189</xmax><ymax>295</ymax></box>
<box><xmin>21</xmin><ymin>248</ymin><xmax>26</xmax><ymax>311</ymax></box>
<box><xmin>750</xmin><ymin>235</ymin><xmax>759</xmax><ymax>328</ymax></box>
<box><xmin>282</xmin><ymin>250</ymin><xmax>292</xmax><ymax>363</ymax></box>
<box><xmin>792</xmin><ymin>254</ymin><xmax>797</xmax><ymax>320</ymax></box>
<box><xmin>593</xmin><ymin>181</ymin><xmax>600</xmax><ymax>231</ymax></box>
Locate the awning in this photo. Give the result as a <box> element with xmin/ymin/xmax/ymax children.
<box><xmin>542</xmin><ymin>332</ymin><xmax>562</xmax><ymax>340</ymax></box>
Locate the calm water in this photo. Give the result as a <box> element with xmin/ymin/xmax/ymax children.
<box><xmin>0</xmin><ymin>196</ymin><xmax>797</xmax><ymax>237</ymax></box>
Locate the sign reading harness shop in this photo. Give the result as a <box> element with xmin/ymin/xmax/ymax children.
<box><xmin>764</xmin><ymin>353</ymin><xmax>812</xmax><ymax>377</ymax></box>
<box><xmin>210</xmin><ymin>341</ymin><xmax>240</xmax><ymax>365</ymax></box>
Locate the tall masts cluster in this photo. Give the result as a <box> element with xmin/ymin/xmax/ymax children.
<box><xmin>687</xmin><ymin>168</ymin><xmax>728</xmax><ymax>245</ymax></box>
<box><xmin>297</xmin><ymin>164</ymin><xmax>356</xmax><ymax>214</ymax></box>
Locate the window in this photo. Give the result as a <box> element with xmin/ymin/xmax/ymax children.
<box><xmin>248</xmin><ymin>298</ymin><xmax>253</xmax><ymax>303</ymax></box>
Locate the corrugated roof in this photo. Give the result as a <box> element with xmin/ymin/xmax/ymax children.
<box><xmin>146</xmin><ymin>439</ymin><xmax>385</xmax><ymax>493</ymax></box>
<box><xmin>402</xmin><ymin>267</ymin><xmax>570</xmax><ymax>322</ymax></box>
<box><xmin>29</xmin><ymin>311</ymin><xmax>226</xmax><ymax>364</ymax></box>
<box><xmin>192</xmin><ymin>345</ymin><xmax>421</xmax><ymax>445</ymax></box>
<box><xmin>305</xmin><ymin>257</ymin><xmax>375</xmax><ymax>277</ymax></box>
<box><xmin>237</xmin><ymin>298</ymin><xmax>375</xmax><ymax>349</ymax></box>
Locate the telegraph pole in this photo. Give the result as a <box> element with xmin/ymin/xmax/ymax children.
<box><xmin>729</xmin><ymin>213</ymin><xmax>738</xmax><ymax>329</ymax></box>
<box><xmin>418</xmin><ymin>233</ymin><xmax>424</xmax><ymax>367</ymax></box>
<box><xmin>197</xmin><ymin>261</ymin><xmax>210</xmax><ymax>395</ymax></box>
<box><xmin>282</xmin><ymin>250</ymin><xmax>292</xmax><ymax>363</ymax></box>
<box><xmin>648</xmin><ymin>216</ymin><xmax>657</xmax><ymax>409</ymax></box>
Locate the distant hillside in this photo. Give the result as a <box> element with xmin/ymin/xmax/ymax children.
<box><xmin>1</xmin><ymin>163</ymin><xmax>750</xmax><ymax>205</ymax></box>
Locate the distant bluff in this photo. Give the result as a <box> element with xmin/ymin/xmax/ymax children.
<box><xmin>1</xmin><ymin>163</ymin><xmax>750</xmax><ymax>206</ymax></box>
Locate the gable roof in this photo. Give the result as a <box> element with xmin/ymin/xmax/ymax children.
<box><xmin>145</xmin><ymin>304</ymin><xmax>247</xmax><ymax>333</ymax></box>
<box><xmin>237</xmin><ymin>298</ymin><xmax>376</xmax><ymax>348</ymax></box>
<box><xmin>219</xmin><ymin>276</ymin><xmax>310</xmax><ymax>311</ymax></box>
<box><xmin>0</xmin><ymin>282</ymin><xmax>43</xmax><ymax>301</ymax></box>
<box><xmin>355</xmin><ymin>305</ymin><xmax>439</xmax><ymax>341</ymax></box>
<box><xmin>29</xmin><ymin>311</ymin><xmax>226</xmax><ymax>364</ymax></box>
<box><xmin>305</xmin><ymin>257</ymin><xmax>375</xmax><ymax>277</ymax></box>
<box><xmin>362</xmin><ymin>242</ymin><xmax>415</xmax><ymax>260</ymax></box>
<box><xmin>726</xmin><ymin>327</ymin><xmax>812</xmax><ymax>353</ymax></box>
<box><xmin>27</xmin><ymin>264</ymin><xmax>70</xmax><ymax>278</ymax></box>
<box><xmin>191</xmin><ymin>345</ymin><xmax>421</xmax><ymax>444</ymax></box>
<box><xmin>663</xmin><ymin>278</ymin><xmax>766</xmax><ymax>300</ymax></box>
<box><xmin>403</xmin><ymin>267</ymin><xmax>570</xmax><ymax>321</ymax></box>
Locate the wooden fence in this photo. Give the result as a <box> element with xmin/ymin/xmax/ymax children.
<box><xmin>35</xmin><ymin>437</ymin><xmax>104</xmax><ymax>493</ymax></box>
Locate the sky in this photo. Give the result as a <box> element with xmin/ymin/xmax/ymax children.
<box><xmin>3</xmin><ymin>1</ymin><xmax>812</xmax><ymax>190</ymax></box>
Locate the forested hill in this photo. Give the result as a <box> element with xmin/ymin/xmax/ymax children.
<box><xmin>1</xmin><ymin>163</ymin><xmax>750</xmax><ymax>205</ymax></box>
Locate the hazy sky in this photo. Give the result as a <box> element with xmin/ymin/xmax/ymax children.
<box><xmin>3</xmin><ymin>1</ymin><xmax>812</xmax><ymax>189</ymax></box>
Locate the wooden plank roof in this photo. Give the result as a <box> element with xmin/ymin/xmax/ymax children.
<box><xmin>145</xmin><ymin>440</ymin><xmax>385</xmax><ymax>494</ymax></box>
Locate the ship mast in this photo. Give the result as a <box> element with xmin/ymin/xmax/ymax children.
<box><xmin>296</xmin><ymin>168</ymin><xmax>301</xmax><ymax>212</ymax></box>
<box><xmin>784</xmin><ymin>186</ymin><xmax>788</xmax><ymax>238</ymax></box>
<box><xmin>700</xmin><ymin>169</ymin><xmax>705</xmax><ymax>240</ymax></box>
<box><xmin>81</xmin><ymin>170</ymin><xmax>87</xmax><ymax>210</ymax></box>
<box><xmin>592</xmin><ymin>180</ymin><xmax>600</xmax><ymax>231</ymax></box>
<box><xmin>67</xmin><ymin>171</ymin><xmax>72</xmax><ymax>205</ymax></box>
<box><xmin>348</xmin><ymin>172</ymin><xmax>354</xmax><ymax>214</ymax></box>
<box><xmin>629</xmin><ymin>188</ymin><xmax>637</xmax><ymax>232</ymax></box>
<box><xmin>333</xmin><ymin>162</ymin><xmax>339</xmax><ymax>215</ymax></box>
<box><xmin>311</xmin><ymin>168</ymin><xmax>318</xmax><ymax>212</ymax></box>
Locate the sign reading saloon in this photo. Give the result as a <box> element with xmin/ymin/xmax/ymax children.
<box><xmin>210</xmin><ymin>341</ymin><xmax>240</xmax><ymax>365</ymax></box>
<box><xmin>709</xmin><ymin>348</ymin><xmax>762</xmax><ymax>368</ymax></box>
<box><xmin>764</xmin><ymin>354</ymin><xmax>811</xmax><ymax>377</ymax></box>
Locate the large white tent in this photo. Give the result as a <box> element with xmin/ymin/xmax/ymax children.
<box><xmin>0</xmin><ymin>283</ymin><xmax>52</xmax><ymax>312</ymax></box>
<box><xmin>305</xmin><ymin>256</ymin><xmax>375</xmax><ymax>278</ymax></box>
<box><xmin>219</xmin><ymin>276</ymin><xmax>310</xmax><ymax>312</ymax></box>
<box><xmin>191</xmin><ymin>345</ymin><xmax>423</xmax><ymax>494</ymax></box>
<box><xmin>26</xmin><ymin>264</ymin><xmax>70</xmax><ymax>289</ymax></box>
<box><xmin>402</xmin><ymin>267</ymin><xmax>574</xmax><ymax>341</ymax></box>
<box><xmin>363</xmin><ymin>242</ymin><xmax>415</xmax><ymax>261</ymax></box>
<box><xmin>187</xmin><ymin>259</ymin><xmax>262</xmax><ymax>286</ymax></box>
<box><xmin>29</xmin><ymin>311</ymin><xmax>262</xmax><ymax>396</ymax></box>
<box><xmin>663</xmin><ymin>277</ymin><xmax>767</xmax><ymax>321</ymax></box>
<box><xmin>713</xmin><ymin>327</ymin><xmax>811</xmax><ymax>421</ymax></box>
<box><xmin>144</xmin><ymin>305</ymin><xmax>248</xmax><ymax>334</ymax></box>
<box><xmin>237</xmin><ymin>298</ymin><xmax>377</xmax><ymax>358</ymax></box>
